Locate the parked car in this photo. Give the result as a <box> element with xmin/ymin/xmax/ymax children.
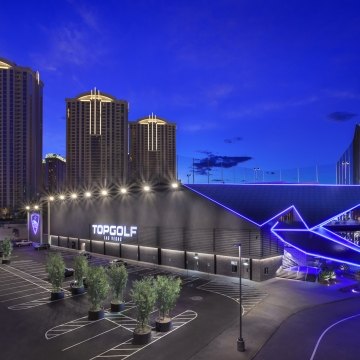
<box><xmin>64</xmin><ymin>267</ymin><xmax>75</xmax><ymax>277</ymax></box>
<box><xmin>79</xmin><ymin>251</ymin><xmax>92</xmax><ymax>260</ymax></box>
<box><xmin>70</xmin><ymin>277</ymin><xmax>88</xmax><ymax>288</ymax></box>
<box><xmin>33</xmin><ymin>242</ymin><xmax>50</xmax><ymax>250</ymax></box>
<box><xmin>108</xmin><ymin>258</ymin><xmax>127</xmax><ymax>267</ymax></box>
<box><xmin>15</xmin><ymin>240</ymin><xmax>32</xmax><ymax>247</ymax></box>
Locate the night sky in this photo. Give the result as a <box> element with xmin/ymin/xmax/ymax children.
<box><xmin>1</xmin><ymin>0</ymin><xmax>360</xmax><ymax>183</ymax></box>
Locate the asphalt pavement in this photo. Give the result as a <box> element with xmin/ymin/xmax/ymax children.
<box><xmin>1</xmin><ymin>246</ymin><xmax>360</xmax><ymax>360</ymax></box>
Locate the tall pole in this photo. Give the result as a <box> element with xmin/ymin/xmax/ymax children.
<box><xmin>47</xmin><ymin>200</ymin><xmax>51</xmax><ymax>244</ymax></box>
<box><xmin>237</xmin><ymin>244</ymin><xmax>245</xmax><ymax>352</ymax></box>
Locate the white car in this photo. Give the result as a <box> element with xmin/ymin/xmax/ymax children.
<box><xmin>15</xmin><ymin>240</ymin><xmax>32</xmax><ymax>247</ymax></box>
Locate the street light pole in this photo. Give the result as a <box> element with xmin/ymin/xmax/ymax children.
<box><xmin>237</xmin><ymin>244</ymin><xmax>245</xmax><ymax>352</ymax></box>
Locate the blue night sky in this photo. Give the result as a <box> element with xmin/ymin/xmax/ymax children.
<box><xmin>1</xmin><ymin>0</ymin><xmax>360</xmax><ymax>182</ymax></box>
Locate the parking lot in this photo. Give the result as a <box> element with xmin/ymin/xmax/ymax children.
<box><xmin>0</xmin><ymin>245</ymin><xmax>267</xmax><ymax>360</ymax></box>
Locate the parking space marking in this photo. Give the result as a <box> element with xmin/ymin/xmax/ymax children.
<box><xmin>45</xmin><ymin>302</ymin><xmax>136</xmax><ymax>340</ymax></box>
<box><xmin>90</xmin><ymin>310</ymin><xmax>197</xmax><ymax>360</ymax></box>
<box><xmin>197</xmin><ymin>281</ymin><xmax>267</xmax><ymax>314</ymax></box>
<box><xmin>0</xmin><ymin>291</ymin><xmax>49</xmax><ymax>303</ymax></box>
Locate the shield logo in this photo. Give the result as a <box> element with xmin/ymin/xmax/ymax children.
<box><xmin>31</xmin><ymin>213</ymin><xmax>40</xmax><ymax>235</ymax></box>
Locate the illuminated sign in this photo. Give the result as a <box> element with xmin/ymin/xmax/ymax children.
<box><xmin>31</xmin><ymin>213</ymin><xmax>40</xmax><ymax>235</ymax></box>
<box><xmin>91</xmin><ymin>224</ymin><xmax>137</xmax><ymax>242</ymax></box>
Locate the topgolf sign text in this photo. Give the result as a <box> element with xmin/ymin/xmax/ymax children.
<box><xmin>91</xmin><ymin>224</ymin><xmax>138</xmax><ymax>242</ymax></box>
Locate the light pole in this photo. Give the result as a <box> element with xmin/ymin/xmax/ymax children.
<box><xmin>342</xmin><ymin>160</ymin><xmax>350</xmax><ymax>184</ymax></box>
<box><xmin>253</xmin><ymin>167</ymin><xmax>260</xmax><ymax>182</ymax></box>
<box><xmin>47</xmin><ymin>196</ymin><xmax>55</xmax><ymax>244</ymax></box>
<box><xmin>237</xmin><ymin>243</ymin><xmax>245</xmax><ymax>352</ymax></box>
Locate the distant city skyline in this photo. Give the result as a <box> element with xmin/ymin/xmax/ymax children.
<box><xmin>1</xmin><ymin>0</ymin><xmax>360</xmax><ymax>181</ymax></box>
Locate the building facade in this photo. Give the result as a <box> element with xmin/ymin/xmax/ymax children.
<box><xmin>47</xmin><ymin>183</ymin><xmax>360</xmax><ymax>281</ymax></box>
<box><xmin>129</xmin><ymin>114</ymin><xmax>176</xmax><ymax>182</ymax></box>
<box><xmin>337</xmin><ymin>124</ymin><xmax>360</xmax><ymax>184</ymax></box>
<box><xmin>0</xmin><ymin>58</ymin><xmax>43</xmax><ymax>212</ymax></box>
<box><xmin>42</xmin><ymin>153</ymin><xmax>66</xmax><ymax>193</ymax></box>
<box><xmin>66</xmin><ymin>89</ymin><xmax>128</xmax><ymax>188</ymax></box>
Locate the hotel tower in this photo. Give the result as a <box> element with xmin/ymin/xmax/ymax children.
<box><xmin>66</xmin><ymin>89</ymin><xmax>128</xmax><ymax>188</ymax></box>
<box><xmin>0</xmin><ymin>57</ymin><xmax>43</xmax><ymax>211</ymax></box>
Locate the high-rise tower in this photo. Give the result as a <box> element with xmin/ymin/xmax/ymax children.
<box><xmin>0</xmin><ymin>58</ymin><xmax>43</xmax><ymax>211</ymax></box>
<box><xmin>66</xmin><ymin>89</ymin><xmax>128</xmax><ymax>188</ymax></box>
<box><xmin>129</xmin><ymin>114</ymin><xmax>176</xmax><ymax>182</ymax></box>
<box><xmin>43</xmin><ymin>153</ymin><xmax>66</xmax><ymax>193</ymax></box>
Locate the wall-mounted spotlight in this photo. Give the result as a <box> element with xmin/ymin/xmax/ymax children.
<box><xmin>194</xmin><ymin>253</ymin><xmax>199</xmax><ymax>260</ymax></box>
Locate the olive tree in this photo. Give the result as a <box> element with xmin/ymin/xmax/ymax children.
<box><xmin>46</xmin><ymin>253</ymin><xmax>65</xmax><ymax>292</ymax></box>
<box><xmin>73</xmin><ymin>255</ymin><xmax>88</xmax><ymax>288</ymax></box>
<box><xmin>2</xmin><ymin>238</ymin><xmax>12</xmax><ymax>260</ymax></box>
<box><xmin>87</xmin><ymin>266</ymin><xmax>109</xmax><ymax>311</ymax></box>
<box><xmin>107</xmin><ymin>264</ymin><xmax>128</xmax><ymax>304</ymax></box>
<box><xmin>130</xmin><ymin>277</ymin><xmax>157</xmax><ymax>333</ymax></box>
<box><xmin>155</xmin><ymin>276</ymin><xmax>182</xmax><ymax>321</ymax></box>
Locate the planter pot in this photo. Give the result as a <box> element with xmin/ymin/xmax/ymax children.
<box><xmin>2</xmin><ymin>259</ymin><xmax>11</xmax><ymax>264</ymax></box>
<box><xmin>155</xmin><ymin>319</ymin><xmax>172</xmax><ymax>332</ymax></box>
<box><xmin>111</xmin><ymin>302</ymin><xmax>125</xmax><ymax>312</ymax></box>
<box><xmin>71</xmin><ymin>286</ymin><xmax>85</xmax><ymax>296</ymax></box>
<box><xmin>50</xmin><ymin>291</ymin><xmax>65</xmax><ymax>301</ymax></box>
<box><xmin>88</xmin><ymin>309</ymin><xmax>104</xmax><ymax>321</ymax></box>
<box><xmin>133</xmin><ymin>330</ymin><xmax>152</xmax><ymax>345</ymax></box>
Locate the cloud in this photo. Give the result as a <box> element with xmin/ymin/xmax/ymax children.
<box><xmin>192</xmin><ymin>152</ymin><xmax>252</xmax><ymax>174</ymax></box>
<box><xmin>31</xmin><ymin>5</ymin><xmax>107</xmax><ymax>72</ymax></box>
<box><xmin>224</xmin><ymin>136</ymin><xmax>242</xmax><ymax>144</ymax></box>
<box><xmin>327</xmin><ymin>111</ymin><xmax>357</xmax><ymax>122</ymax></box>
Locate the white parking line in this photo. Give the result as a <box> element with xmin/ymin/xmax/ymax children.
<box><xmin>90</xmin><ymin>310</ymin><xmax>197</xmax><ymax>360</ymax></box>
<box><xmin>0</xmin><ymin>291</ymin><xmax>49</xmax><ymax>303</ymax></box>
<box><xmin>309</xmin><ymin>312</ymin><xmax>360</xmax><ymax>360</ymax></box>
<box><xmin>2</xmin><ymin>287</ymin><xmax>50</xmax><ymax>298</ymax></box>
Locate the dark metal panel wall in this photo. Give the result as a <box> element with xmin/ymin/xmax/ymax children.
<box><xmin>121</xmin><ymin>244</ymin><xmax>138</xmax><ymax>261</ymax></box>
<box><xmin>184</xmin><ymin>228</ymin><xmax>214</xmax><ymax>253</ymax></box>
<box><xmin>139</xmin><ymin>247</ymin><xmax>158</xmax><ymax>264</ymax></box>
<box><xmin>138</xmin><ymin>227</ymin><xmax>157</xmax><ymax>247</ymax></box>
<box><xmin>105</xmin><ymin>242</ymin><xmax>120</xmax><ymax>257</ymax></box>
<box><xmin>261</xmin><ymin>226</ymin><xmax>284</xmax><ymax>257</ymax></box>
<box><xmin>161</xmin><ymin>249</ymin><xmax>185</xmax><ymax>269</ymax></box>
<box><xmin>159</xmin><ymin>227</ymin><xmax>184</xmax><ymax>250</ymax></box>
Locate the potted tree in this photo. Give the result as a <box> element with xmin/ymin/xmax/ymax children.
<box><xmin>71</xmin><ymin>255</ymin><xmax>88</xmax><ymax>295</ymax></box>
<box><xmin>155</xmin><ymin>276</ymin><xmax>182</xmax><ymax>332</ymax></box>
<box><xmin>87</xmin><ymin>266</ymin><xmax>109</xmax><ymax>320</ymax></box>
<box><xmin>1</xmin><ymin>238</ymin><xmax>12</xmax><ymax>264</ymax></box>
<box><xmin>46</xmin><ymin>253</ymin><xmax>65</xmax><ymax>300</ymax></box>
<box><xmin>107</xmin><ymin>264</ymin><xmax>128</xmax><ymax>312</ymax></box>
<box><xmin>130</xmin><ymin>277</ymin><xmax>157</xmax><ymax>345</ymax></box>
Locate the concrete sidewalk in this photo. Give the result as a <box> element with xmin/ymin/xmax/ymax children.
<box><xmin>189</xmin><ymin>276</ymin><xmax>359</xmax><ymax>360</ymax></box>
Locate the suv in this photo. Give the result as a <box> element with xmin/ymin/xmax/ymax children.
<box><xmin>33</xmin><ymin>242</ymin><xmax>50</xmax><ymax>250</ymax></box>
<box><xmin>64</xmin><ymin>267</ymin><xmax>74</xmax><ymax>277</ymax></box>
<box><xmin>15</xmin><ymin>240</ymin><xmax>32</xmax><ymax>247</ymax></box>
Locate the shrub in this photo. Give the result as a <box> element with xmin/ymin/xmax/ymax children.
<box><xmin>107</xmin><ymin>264</ymin><xmax>128</xmax><ymax>304</ymax></box>
<box><xmin>73</xmin><ymin>255</ymin><xmax>88</xmax><ymax>287</ymax></box>
<box><xmin>87</xmin><ymin>266</ymin><xmax>109</xmax><ymax>311</ymax></box>
<box><xmin>46</xmin><ymin>253</ymin><xmax>65</xmax><ymax>292</ymax></box>
<box><xmin>130</xmin><ymin>277</ymin><xmax>157</xmax><ymax>333</ymax></box>
<box><xmin>155</xmin><ymin>276</ymin><xmax>182</xmax><ymax>321</ymax></box>
<box><xmin>2</xmin><ymin>238</ymin><xmax>12</xmax><ymax>259</ymax></box>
